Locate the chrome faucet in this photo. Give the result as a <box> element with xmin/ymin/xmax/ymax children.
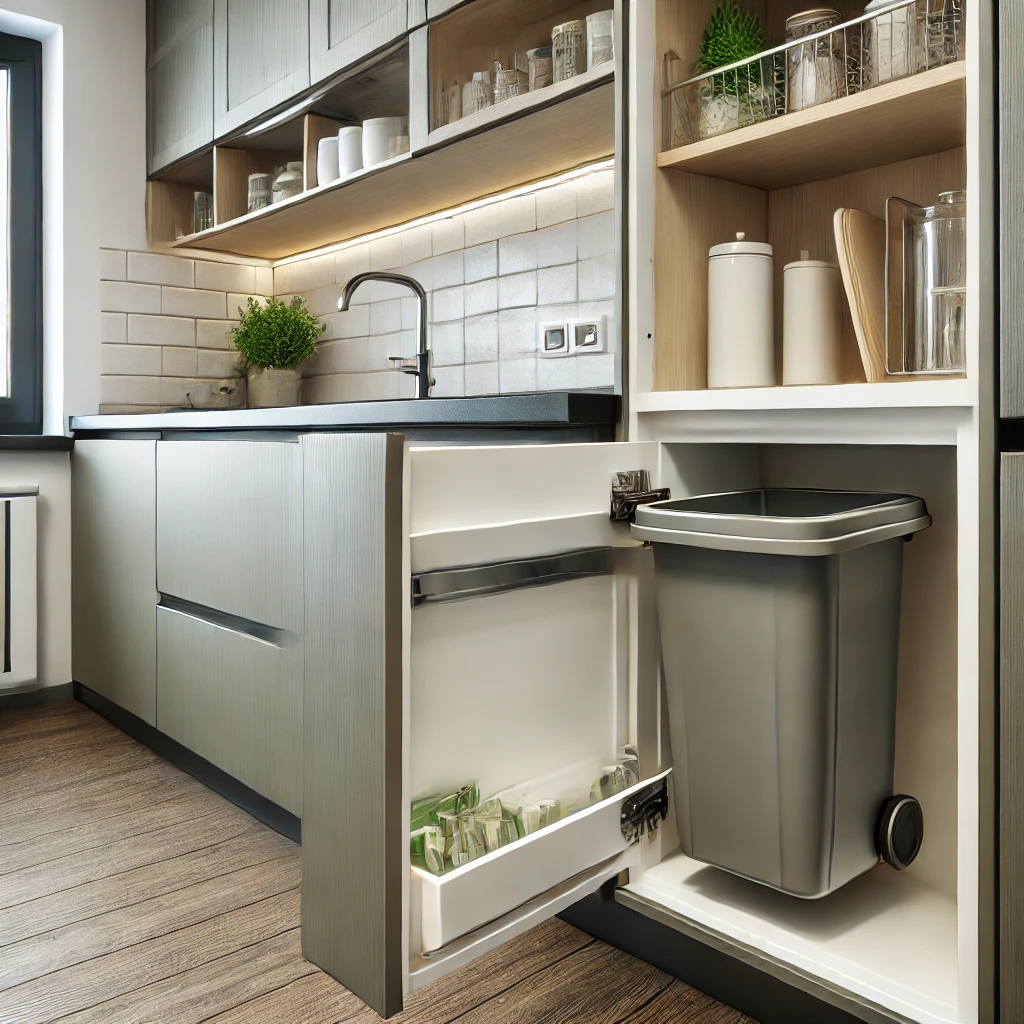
<box><xmin>338</xmin><ymin>272</ymin><xmax>433</xmax><ymax>398</ymax></box>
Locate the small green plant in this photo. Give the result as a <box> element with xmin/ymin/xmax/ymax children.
<box><xmin>695</xmin><ymin>0</ymin><xmax>768</xmax><ymax>91</ymax></box>
<box><xmin>231</xmin><ymin>296</ymin><xmax>325</xmax><ymax>371</ymax></box>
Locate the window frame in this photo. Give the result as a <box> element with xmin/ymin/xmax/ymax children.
<box><xmin>0</xmin><ymin>32</ymin><xmax>43</xmax><ymax>435</ymax></box>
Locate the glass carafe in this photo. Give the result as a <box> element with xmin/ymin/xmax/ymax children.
<box><xmin>885</xmin><ymin>189</ymin><xmax>966</xmax><ymax>375</ymax></box>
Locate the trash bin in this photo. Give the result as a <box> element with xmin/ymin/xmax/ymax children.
<box><xmin>631</xmin><ymin>489</ymin><xmax>931</xmax><ymax>898</ymax></box>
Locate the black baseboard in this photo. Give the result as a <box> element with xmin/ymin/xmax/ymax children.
<box><xmin>559</xmin><ymin>889</ymin><xmax>869</xmax><ymax>1024</ymax></box>
<box><xmin>73</xmin><ymin>682</ymin><xmax>301</xmax><ymax>845</ymax></box>
<box><xmin>0</xmin><ymin>681</ymin><xmax>73</xmax><ymax>711</ymax></box>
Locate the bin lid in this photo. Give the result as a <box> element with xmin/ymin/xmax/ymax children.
<box><xmin>630</xmin><ymin>488</ymin><xmax>930</xmax><ymax>556</ymax></box>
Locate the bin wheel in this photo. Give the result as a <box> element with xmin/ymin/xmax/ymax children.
<box><xmin>875</xmin><ymin>795</ymin><xmax>923</xmax><ymax>871</ymax></box>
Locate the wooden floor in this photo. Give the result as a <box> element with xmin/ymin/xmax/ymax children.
<box><xmin>0</xmin><ymin>701</ymin><xmax>756</xmax><ymax>1024</ymax></box>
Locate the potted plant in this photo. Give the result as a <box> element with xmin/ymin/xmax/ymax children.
<box><xmin>694</xmin><ymin>0</ymin><xmax>769</xmax><ymax>139</ymax></box>
<box><xmin>231</xmin><ymin>296</ymin><xmax>325</xmax><ymax>408</ymax></box>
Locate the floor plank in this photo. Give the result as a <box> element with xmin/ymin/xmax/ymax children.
<box><xmin>618</xmin><ymin>980</ymin><xmax>756</xmax><ymax>1023</ymax></box>
<box><xmin>0</xmin><ymin>890</ymin><xmax>301</xmax><ymax>1024</ymax></box>
<box><xmin>0</xmin><ymin>821</ymin><xmax>293</xmax><ymax>945</ymax></box>
<box><xmin>202</xmin><ymin>970</ymin><xmax>368</xmax><ymax>1024</ymax></box>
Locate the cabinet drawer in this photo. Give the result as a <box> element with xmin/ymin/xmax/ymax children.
<box><xmin>156</xmin><ymin>605</ymin><xmax>302</xmax><ymax>814</ymax></box>
<box><xmin>157</xmin><ymin>440</ymin><xmax>302</xmax><ymax>631</ymax></box>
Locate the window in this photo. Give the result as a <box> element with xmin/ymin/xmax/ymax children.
<box><xmin>0</xmin><ymin>33</ymin><xmax>42</xmax><ymax>434</ymax></box>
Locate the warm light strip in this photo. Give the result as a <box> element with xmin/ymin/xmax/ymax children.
<box><xmin>271</xmin><ymin>158</ymin><xmax>615</xmax><ymax>269</ymax></box>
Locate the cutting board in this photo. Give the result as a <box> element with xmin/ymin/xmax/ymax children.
<box><xmin>834</xmin><ymin>208</ymin><xmax>887</xmax><ymax>383</ymax></box>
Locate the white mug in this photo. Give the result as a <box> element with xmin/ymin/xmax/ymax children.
<box><xmin>316</xmin><ymin>136</ymin><xmax>340</xmax><ymax>187</ymax></box>
<box><xmin>362</xmin><ymin>117</ymin><xmax>392</xmax><ymax>169</ymax></box>
<box><xmin>337</xmin><ymin>126</ymin><xmax>363</xmax><ymax>178</ymax></box>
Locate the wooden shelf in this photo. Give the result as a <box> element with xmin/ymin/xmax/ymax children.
<box><xmin>658</xmin><ymin>62</ymin><xmax>966</xmax><ymax>191</ymax></box>
<box><xmin>163</xmin><ymin>78</ymin><xmax>614</xmax><ymax>261</ymax></box>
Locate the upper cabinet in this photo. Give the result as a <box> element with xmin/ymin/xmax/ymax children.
<box><xmin>309</xmin><ymin>0</ymin><xmax>409</xmax><ymax>86</ymax></box>
<box><xmin>213</xmin><ymin>0</ymin><xmax>311</xmax><ymax>138</ymax></box>
<box><xmin>147</xmin><ymin>0</ymin><xmax>215</xmax><ymax>175</ymax></box>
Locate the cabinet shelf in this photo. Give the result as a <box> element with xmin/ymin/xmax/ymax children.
<box><xmin>657</xmin><ymin>62</ymin><xmax>966</xmax><ymax>191</ymax></box>
<box><xmin>162</xmin><ymin>75</ymin><xmax>614</xmax><ymax>261</ymax></box>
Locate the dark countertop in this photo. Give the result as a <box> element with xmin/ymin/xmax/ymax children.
<box><xmin>0</xmin><ymin>434</ymin><xmax>74</xmax><ymax>451</ymax></box>
<box><xmin>70</xmin><ymin>391</ymin><xmax>619</xmax><ymax>434</ymax></box>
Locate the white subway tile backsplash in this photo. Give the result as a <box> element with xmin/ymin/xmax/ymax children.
<box><xmin>432</xmin><ymin>285</ymin><xmax>465</xmax><ymax>322</ymax></box>
<box><xmin>577</xmin><ymin>168</ymin><xmax>615</xmax><ymax>217</ymax></box>
<box><xmin>578</xmin><ymin>254</ymin><xmax>617</xmax><ymax>302</ymax></box>
<box><xmin>464</xmin><ymin>242</ymin><xmax>498</xmax><ymax>284</ymax></box>
<box><xmin>274</xmin><ymin>263</ymin><xmax>292</xmax><ymax>295</ymax></box>
<box><xmin>464</xmin><ymin>361</ymin><xmax>499</xmax><ymax>396</ymax></box>
<box><xmin>100</xmin><ymin>248</ymin><xmax>127</xmax><ymax>282</ymax></box>
<box><xmin>464</xmin><ymin>313</ymin><xmax>498</xmax><ymax>363</ymax></box>
<box><xmin>196</xmin><ymin>319</ymin><xmax>238</xmax><ymax>349</ymax></box>
<box><xmin>163</xmin><ymin>347</ymin><xmax>199</xmax><ymax>377</ymax></box>
<box><xmin>101</xmin><ymin>312</ymin><xmax>127</xmax><ymax>345</ymax></box>
<box><xmin>193</xmin><ymin>260</ymin><xmax>253</xmax><ymax>294</ymax></box>
<box><xmin>128</xmin><ymin>314</ymin><xmax>195</xmax><ymax>348</ymax></box>
<box><xmin>536</xmin><ymin>354</ymin><xmax>580</xmax><ymax>390</ymax></box>
<box><xmin>536</xmin><ymin>221</ymin><xmax>577</xmax><ymax>268</ymax></box>
<box><xmin>289</xmin><ymin>260</ymin><xmax>314</xmax><ymax>293</ymax></box>
<box><xmin>102</xmin><ymin>281</ymin><xmax>162</xmax><ymax>314</ymax></box>
<box><xmin>499</xmin><ymin>232</ymin><xmax>538</xmax><ymax>275</ymax></box>
<box><xmin>499</xmin><ymin>357</ymin><xmax>538</xmax><ymax>394</ymax></box>
<box><xmin>310</xmin><ymin>254</ymin><xmax>339</xmax><ymax>289</ymax></box>
<box><xmin>365</xmin><ymin>334</ymin><xmax>403</xmax><ymax>372</ymax></box>
<box><xmin>430</xmin><ymin>250</ymin><xmax>465</xmax><ymax>289</ymax></box>
<box><xmin>464</xmin><ymin>194</ymin><xmax>535</xmax><ymax>246</ymax></box>
<box><xmin>336</xmin><ymin>245</ymin><xmax>371</xmax><ymax>287</ymax></box>
<box><xmin>228</xmin><ymin>293</ymin><xmax>268</xmax><ymax>318</ymax></box>
<box><xmin>464</xmin><ymin>279</ymin><xmax>497</xmax><ymax>317</ymax></box>
<box><xmin>577</xmin><ymin>212</ymin><xmax>616</xmax><ymax>260</ymax></box>
<box><xmin>101</xmin><ymin>343</ymin><xmax>162</xmax><ymax>376</ymax></box>
<box><xmin>401</xmin><ymin>296</ymin><xmax>418</xmax><ymax>331</ymax></box>
<box><xmin>306</xmin><ymin>284</ymin><xmax>343</xmax><ymax>318</ymax></box>
<box><xmin>402</xmin><ymin>224</ymin><xmax>433</xmax><ymax>266</ymax></box>
<box><xmin>197</xmin><ymin>349</ymin><xmax>241</xmax><ymax>378</ymax></box>
<box><xmin>536</xmin><ymin>181</ymin><xmax>577</xmax><ymax>228</ymax></box>
<box><xmin>255</xmin><ymin>267</ymin><xmax>274</xmax><ymax>296</ymax></box>
<box><xmin>370</xmin><ymin>234</ymin><xmax>404</xmax><ymax>271</ymax></box>
<box><xmin>370</xmin><ymin>299</ymin><xmax>402</xmax><ymax>336</ymax></box>
<box><xmin>498</xmin><ymin>308</ymin><xmax>538</xmax><ymax>357</ymax></box>
<box><xmin>498</xmin><ymin>271</ymin><xmax>537</xmax><ymax>309</ymax></box>
<box><xmin>101</xmin><ymin>375</ymin><xmax>161</xmax><ymax>406</ymax></box>
<box><xmin>430</xmin><ymin>322</ymin><xmax>465</xmax><ymax>366</ymax></box>
<box><xmin>537</xmin><ymin>264</ymin><xmax>577</xmax><ymax>305</ymax></box>
<box><xmin>129</xmin><ymin>251</ymin><xmax>195</xmax><ymax>288</ymax></box>
<box><xmin>577</xmin><ymin>352</ymin><xmax>616</xmax><ymax>388</ymax></box>
<box><xmin>432</xmin><ymin>216</ymin><xmax>464</xmax><ymax>255</ymax></box>
<box><xmin>432</xmin><ymin>364</ymin><xmax>465</xmax><ymax>398</ymax></box>
<box><xmin>163</xmin><ymin>287</ymin><xmax>226</xmax><ymax>319</ymax></box>
<box><xmin>333</xmin><ymin>304</ymin><xmax>371</xmax><ymax>339</ymax></box>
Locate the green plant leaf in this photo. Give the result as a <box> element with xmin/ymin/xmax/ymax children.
<box><xmin>695</xmin><ymin>0</ymin><xmax>768</xmax><ymax>92</ymax></box>
<box><xmin>231</xmin><ymin>296</ymin><xmax>326</xmax><ymax>371</ymax></box>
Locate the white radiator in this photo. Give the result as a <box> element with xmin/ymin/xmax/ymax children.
<box><xmin>0</xmin><ymin>486</ymin><xmax>37</xmax><ymax>690</ymax></box>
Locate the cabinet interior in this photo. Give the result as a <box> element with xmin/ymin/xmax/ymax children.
<box><xmin>649</xmin><ymin>0</ymin><xmax>969</xmax><ymax>393</ymax></box>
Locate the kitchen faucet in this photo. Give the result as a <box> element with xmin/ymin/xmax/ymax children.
<box><xmin>338</xmin><ymin>272</ymin><xmax>433</xmax><ymax>398</ymax></box>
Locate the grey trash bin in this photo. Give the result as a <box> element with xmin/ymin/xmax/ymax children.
<box><xmin>631</xmin><ymin>489</ymin><xmax>931</xmax><ymax>898</ymax></box>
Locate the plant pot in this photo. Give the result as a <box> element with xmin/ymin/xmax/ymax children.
<box><xmin>247</xmin><ymin>368</ymin><xmax>301</xmax><ymax>408</ymax></box>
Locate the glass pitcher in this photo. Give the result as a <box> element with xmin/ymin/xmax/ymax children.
<box><xmin>885</xmin><ymin>189</ymin><xmax>966</xmax><ymax>375</ymax></box>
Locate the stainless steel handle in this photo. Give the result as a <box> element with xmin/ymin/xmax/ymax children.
<box><xmin>389</xmin><ymin>356</ymin><xmax>418</xmax><ymax>374</ymax></box>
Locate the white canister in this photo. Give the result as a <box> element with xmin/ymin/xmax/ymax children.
<box><xmin>337</xmin><ymin>126</ymin><xmax>363</xmax><ymax>178</ymax></box>
<box><xmin>782</xmin><ymin>253</ymin><xmax>843</xmax><ymax>385</ymax></box>
<box><xmin>316</xmin><ymin>137</ymin><xmax>340</xmax><ymax>187</ymax></box>
<box><xmin>362</xmin><ymin>117</ymin><xmax>392</xmax><ymax>168</ymax></box>
<box><xmin>707</xmin><ymin>232</ymin><xmax>775</xmax><ymax>389</ymax></box>
<box><xmin>586</xmin><ymin>10</ymin><xmax>614</xmax><ymax>70</ymax></box>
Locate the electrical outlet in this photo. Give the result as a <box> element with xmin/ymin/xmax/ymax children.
<box><xmin>569</xmin><ymin>316</ymin><xmax>606</xmax><ymax>354</ymax></box>
<box><xmin>537</xmin><ymin>321</ymin><xmax>571</xmax><ymax>357</ymax></box>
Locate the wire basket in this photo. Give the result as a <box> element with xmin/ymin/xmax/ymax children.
<box><xmin>663</xmin><ymin>0</ymin><xmax>963</xmax><ymax>150</ymax></box>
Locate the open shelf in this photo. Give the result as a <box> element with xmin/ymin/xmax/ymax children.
<box><xmin>622</xmin><ymin>854</ymin><xmax>959</xmax><ymax>1024</ymax></box>
<box><xmin>658</xmin><ymin>62</ymin><xmax>966</xmax><ymax>192</ymax></box>
<box><xmin>163</xmin><ymin>79</ymin><xmax>613</xmax><ymax>259</ymax></box>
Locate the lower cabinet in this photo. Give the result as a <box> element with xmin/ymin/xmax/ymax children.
<box><xmin>156</xmin><ymin>605</ymin><xmax>303</xmax><ymax>815</ymax></box>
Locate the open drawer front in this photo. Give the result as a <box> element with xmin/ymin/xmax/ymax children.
<box><xmin>300</xmin><ymin>436</ymin><xmax>744</xmax><ymax>1018</ymax></box>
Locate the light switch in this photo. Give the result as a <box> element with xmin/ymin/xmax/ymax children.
<box><xmin>538</xmin><ymin>321</ymin><xmax>570</xmax><ymax>357</ymax></box>
<box><xmin>569</xmin><ymin>316</ymin><xmax>606</xmax><ymax>353</ymax></box>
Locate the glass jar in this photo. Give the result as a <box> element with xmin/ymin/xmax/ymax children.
<box><xmin>246</xmin><ymin>172</ymin><xmax>273</xmax><ymax>213</ymax></box>
<box><xmin>552</xmin><ymin>20</ymin><xmax>584</xmax><ymax>83</ymax></box>
<box><xmin>786</xmin><ymin>7</ymin><xmax>845</xmax><ymax>112</ymax></box>
<box><xmin>863</xmin><ymin>0</ymin><xmax>916</xmax><ymax>87</ymax></box>
<box><xmin>918</xmin><ymin>0</ymin><xmax>963</xmax><ymax>71</ymax></box>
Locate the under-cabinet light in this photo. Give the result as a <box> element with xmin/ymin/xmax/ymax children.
<box><xmin>271</xmin><ymin>158</ymin><xmax>615</xmax><ymax>269</ymax></box>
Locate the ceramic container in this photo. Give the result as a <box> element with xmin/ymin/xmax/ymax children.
<box><xmin>782</xmin><ymin>253</ymin><xmax>843</xmax><ymax>385</ymax></box>
<box><xmin>272</xmin><ymin>161</ymin><xmax>304</xmax><ymax>203</ymax></box>
<box><xmin>586</xmin><ymin>10</ymin><xmax>614</xmax><ymax>70</ymax></box>
<box><xmin>864</xmin><ymin>0</ymin><xmax>915</xmax><ymax>84</ymax></box>
<box><xmin>707</xmin><ymin>232</ymin><xmax>775</xmax><ymax>388</ymax></box>
<box><xmin>316</xmin><ymin>137</ymin><xmax>340</xmax><ymax>187</ymax></box>
<box><xmin>247</xmin><ymin>367</ymin><xmax>301</xmax><ymax>408</ymax></box>
<box><xmin>362</xmin><ymin>117</ymin><xmax>393</xmax><ymax>168</ymax></box>
<box><xmin>552</xmin><ymin>20</ymin><xmax>585</xmax><ymax>82</ymax></box>
<box><xmin>528</xmin><ymin>47</ymin><xmax>553</xmax><ymax>91</ymax></box>
<box><xmin>337</xmin><ymin>126</ymin><xmax>363</xmax><ymax>178</ymax></box>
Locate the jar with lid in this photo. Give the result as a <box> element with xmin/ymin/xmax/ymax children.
<box><xmin>863</xmin><ymin>0</ymin><xmax>916</xmax><ymax>87</ymax></box>
<box><xmin>782</xmin><ymin>251</ymin><xmax>843</xmax><ymax>385</ymax></box>
<box><xmin>786</xmin><ymin>7</ymin><xmax>846</xmax><ymax>112</ymax></box>
<box><xmin>707</xmin><ymin>232</ymin><xmax>775</xmax><ymax>389</ymax></box>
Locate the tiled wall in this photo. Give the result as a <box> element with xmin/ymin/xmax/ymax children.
<box><xmin>99</xmin><ymin>251</ymin><xmax>272</xmax><ymax>413</ymax></box>
<box><xmin>280</xmin><ymin>167</ymin><xmax>617</xmax><ymax>403</ymax></box>
<box><xmin>99</xmin><ymin>166</ymin><xmax>616</xmax><ymax>411</ymax></box>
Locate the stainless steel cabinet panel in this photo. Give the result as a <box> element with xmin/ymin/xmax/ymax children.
<box><xmin>148</xmin><ymin>0</ymin><xmax>214</xmax><ymax>174</ymax></box>
<box><xmin>214</xmin><ymin>0</ymin><xmax>311</xmax><ymax>138</ymax></box>
<box><xmin>1001</xmin><ymin>0</ymin><xmax>1024</xmax><ymax>417</ymax></box>
<box><xmin>72</xmin><ymin>441</ymin><xmax>158</xmax><ymax>724</ymax></box>
<box><xmin>309</xmin><ymin>0</ymin><xmax>408</xmax><ymax>86</ymax></box>
<box><xmin>157</xmin><ymin>605</ymin><xmax>302</xmax><ymax>814</ymax></box>
<box><xmin>156</xmin><ymin>440</ymin><xmax>302</xmax><ymax>632</ymax></box>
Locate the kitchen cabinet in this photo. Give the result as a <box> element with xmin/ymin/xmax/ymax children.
<box><xmin>156</xmin><ymin>604</ymin><xmax>303</xmax><ymax>815</ymax></box>
<box><xmin>309</xmin><ymin>0</ymin><xmax>409</xmax><ymax>87</ymax></box>
<box><xmin>147</xmin><ymin>0</ymin><xmax>215</xmax><ymax>174</ymax></box>
<box><xmin>214</xmin><ymin>0</ymin><xmax>310</xmax><ymax>139</ymax></box>
<box><xmin>72</xmin><ymin>440</ymin><xmax>158</xmax><ymax>724</ymax></box>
